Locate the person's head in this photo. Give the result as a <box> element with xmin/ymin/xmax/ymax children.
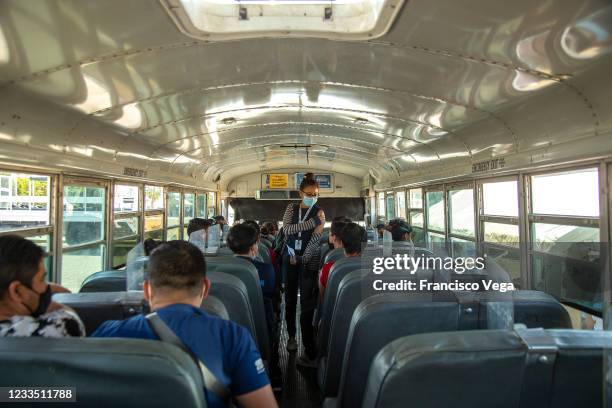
<box><xmin>214</xmin><ymin>215</ymin><xmax>226</xmax><ymax>225</ymax></box>
<box><xmin>0</xmin><ymin>235</ymin><xmax>51</xmax><ymax>317</ymax></box>
<box><xmin>329</xmin><ymin>216</ymin><xmax>351</xmax><ymax>249</ymax></box>
<box><xmin>261</xmin><ymin>222</ymin><xmax>276</xmax><ymax>237</ymax></box>
<box><xmin>299</xmin><ymin>172</ymin><xmax>319</xmax><ymax>207</ymax></box>
<box><xmin>338</xmin><ymin>223</ymin><xmax>367</xmax><ymax>256</ymax></box>
<box><xmin>376</xmin><ymin>223</ymin><xmax>386</xmax><ymax>238</ymax></box>
<box><xmin>243</xmin><ymin>220</ymin><xmax>260</xmax><ymax>234</ymax></box>
<box><xmin>227</xmin><ymin>224</ymin><xmax>259</xmax><ymax>258</ymax></box>
<box><xmin>144</xmin><ymin>238</ymin><xmax>162</xmax><ymax>256</ymax></box>
<box><xmin>144</xmin><ymin>241</ymin><xmax>209</xmax><ymax>308</ymax></box>
<box><xmin>389</xmin><ymin>220</ymin><xmax>413</xmax><ymax>241</ymax></box>
<box><xmin>187</xmin><ymin>218</ymin><xmax>210</xmax><ymax>237</ymax></box>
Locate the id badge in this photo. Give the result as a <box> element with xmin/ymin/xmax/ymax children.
<box><xmin>295</xmin><ymin>240</ymin><xmax>302</xmax><ymax>251</ymax></box>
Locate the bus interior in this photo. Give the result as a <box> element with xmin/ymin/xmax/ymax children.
<box><xmin>0</xmin><ymin>0</ymin><xmax>612</xmax><ymax>406</ymax></box>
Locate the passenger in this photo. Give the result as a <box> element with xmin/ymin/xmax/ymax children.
<box><xmin>214</xmin><ymin>215</ymin><xmax>229</xmax><ymax>242</ymax></box>
<box><xmin>389</xmin><ymin>219</ymin><xmax>413</xmax><ymax>242</ymax></box>
<box><xmin>227</xmin><ymin>223</ymin><xmax>282</xmax><ymax>389</ymax></box>
<box><xmin>280</xmin><ymin>172</ymin><xmax>325</xmax><ymax>366</ymax></box>
<box><xmin>144</xmin><ymin>238</ymin><xmax>162</xmax><ymax>256</ymax></box>
<box><xmin>0</xmin><ymin>235</ymin><xmax>85</xmax><ymax>338</ymax></box>
<box><xmin>227</xmin><ymin>224</ymin><xmax>275</xmax><ymax>307</ymax></box>
<box><xmin>92</xmin><ymin>241</ymin><xmax>277</xmax><ymax>408</ymax></box>
<box><xmin>317</xmin><ymin>217</ymin><xmax>350</xmax><ymax>300</ymax></box>
<box><xmin>319</xmin><ymin>223</ymin><xmax>366</xmax><ymax>299</ymax></box>
<box><xmin>260</xmin><ymin>222</ymin><xmax>276</xmax><ymax>245</ymax></box>
<box><xmin>187</xmin><ymin>217</ymin><xmax>211</xmax><ymax>237</ymax></box>
<box><xmin>376</xmin><ymin>223</ymin><xmax>386</xmax><ymax>239</ymax></box>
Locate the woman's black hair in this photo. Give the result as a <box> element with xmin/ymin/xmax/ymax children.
<box><xmin>299</xmin><ymin>172</ymin><xmax>319</xmax><ymax>191</ymax></box>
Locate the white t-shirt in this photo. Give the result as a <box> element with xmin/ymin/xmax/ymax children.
<box><xmin>0</xmin><ymin>309</ymin><xmax>86</xmax><ymax>338</ymax></box>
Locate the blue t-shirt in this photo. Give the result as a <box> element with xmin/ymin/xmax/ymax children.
<box><xmin>91</xmin><ymin>303</ymin><xmax>269</xmax><ymax>408</ymax></box>
<box><xmin>237</xmin><ymin>256</ymin><xmax>275</xmax><ymax>299</ymax></box>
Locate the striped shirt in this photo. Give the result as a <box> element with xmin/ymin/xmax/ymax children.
<box><xmin>282</xmin><ymin>203</ymin><xmax>323</xmax><ymax>272</ymax></box>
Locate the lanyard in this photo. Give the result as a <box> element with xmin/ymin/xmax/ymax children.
<box><xmin>297</xmin><ymin>204</ymin><xmax>314</xmax><ymax>238</ymax></box>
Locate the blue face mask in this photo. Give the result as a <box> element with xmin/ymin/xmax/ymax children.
<box><xmin>302</xmin><ymin>197</ymin><xmax>317</xmax><ymax>207</ymax></box>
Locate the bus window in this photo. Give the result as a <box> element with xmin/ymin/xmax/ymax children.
<box><xmin>196</xmin><ymin>193</ymin><xmax>207</xmax><ymax>218</ymax></box>
<box><xmin>145</xmin><ymin>185</ymin><xmax>164</xmax><ymax>210</ymax></box>
<box><xmin>144</xmin><ymin>185</ymin><xmax>165</xmax><ymax>241</ymax></box>
<box><xmin>385</xmin><ymin>192</ymin><xmax>395</xmax><ymax>220</ymax></box>
<box><xmin>166</xmin><ymin>191</ymin><xmax>181</xmax><ymax>240</ymax></box>
<box><xmin>532</xmin><ymin>168</ymin><xmax>599</xmax><ymax>217</ymax></box>
<box><xmin>112</xmin><ymin>184</ymin><xmax>141</xmax><ymax>267</ymax></box>
<box><xmin>112</xmin><ymin>216</ymin><xmax>140</xmax><ymax>268</ymax></box>
<box><xmin>0</xmin><ymin>171</ymin><xmax>54</xmax><ymax>276</ymax></box>
<box><xmin>482</xmin><ymin>180</ymin><xmax>518</xmax><ymax>217</ymax></box>
<box><xmin>377</xmin><ymin>192</ymin><xmax>385</xmax><ymax>221</ymax></box>
<box><xmin>480</xmin><ymin>179</ymin><xmax>521</xmax><ymax>286</ymax></box>
<box><xmin>408</xmin><ymin>188</ymin><xmax>424</xmax><ymax>246</ymax></box>
<box><xmin>395</xmin><ymin>190</ymin><xmax>406</xmax><ymax>220</ymax></box>
<box><xmin>144</xmin><ymin>214</ymin><xmax>164</xmax><ymax>241</ymax></box>
<box><xmin>448</xmin><ymin>188</ymin><xmax>475</xmax><ymax>238</ymax></box>
<box><xmin>207</xmin><ymin>192</ymin><xmax>216</xmax><ymax>217</ymax></box>
<box><xmin>448</xmin><ymin>187</ymin><xmax>475</xmax><ymax>258</ymax></box>
<box><xmin>113</xmin><ymin>184</ymin><xmax>139</xmax><ymax>212</ymax></box>
<box><xmin>0</xmin><ymin>172</ymin><xmax>51</xmax><ymax>231</ymax></box>
<box><xmin>530</xmin><ymin>168</ymin><xmax>601</xmax><ymax>313</ymax></box>
<box><xmin>425</xmin><ymin>190</ymin><xmax>445</xmax><ymax>233</ymax></box>
<box><xmin>183</xmin><ymin>193</ymin><xmax>195</xmax><ymax>239</ymax></box>
<box><xmin>62</xmin><ymin>183</ymin><xmax>107</xmax><ymax>292</ymax></box>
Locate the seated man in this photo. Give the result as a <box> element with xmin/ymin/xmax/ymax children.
<box><xmin>227</xmin><ymin>224</ymin><xmax>275</xmax><ymax>300</ymax></box>
<box><xmin>318</xmin><ymin>217</ymin><xmax>350</xmax><ymax>297</ymax></box>
<box><xmin>319</xmin><ymin>222</ymin><xmax>366</xmax><ymax>299</ymax></box>
<box><xmin>226</xmin><ymin>224</ymin><xmax>282</xmax><ymax>389</ymax></box>
<box><xmin>389</xmin><ymin>219</ymin><xmax>413</xmax><ymax>242</ymax></box>
<box><xmin>92</xmin><ymin>241</ymin><xmax>277</xmax><ymax>408</ymax></box>
<box><xmin>0</xmin><ymin>235</ymin><xmax>84</xmax><ymax>338</ymax></box>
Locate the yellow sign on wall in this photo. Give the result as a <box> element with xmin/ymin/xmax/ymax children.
<box><xmin>269</xmin><ymin>173</ymin><xmax>289</xmax><ymax>189</ymax></box>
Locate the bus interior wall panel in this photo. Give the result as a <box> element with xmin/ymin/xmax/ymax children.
<box><xmin>229</xmin><ymin>198</ymin><xmax>365</xmax><ymax>223</ymax></box>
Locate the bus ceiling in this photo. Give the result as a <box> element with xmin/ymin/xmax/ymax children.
<box><xmin>0</xmin><ymin>0</ymin><xmax>610</xmax><ymax>190</ymax></box>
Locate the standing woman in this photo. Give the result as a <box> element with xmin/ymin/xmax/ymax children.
<box><xmin>281</xmin><ymin>173</ymin><xmax>325</xmax><ymax>366</ymax></box>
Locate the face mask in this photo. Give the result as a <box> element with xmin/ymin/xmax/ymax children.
<box><xmin>23</xmin><ymin>283</ymin><xmax>52</xmax><ymax>318</ymax></box>
<box><xmin>302</xmin><ymin>196</ymin><xmax>317</xmax><ymax>207</ymax></box>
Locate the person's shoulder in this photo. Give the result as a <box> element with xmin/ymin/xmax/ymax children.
<box><xmin>91</xmin><ymin>314</ymin><xmax>144</xmax><ymax>337</ymax></box>
<box><xmin>203</xmin><ymin>312</ymin><xmax>255</xmax><ymax>344</ymax></box>
<box><xmin>40</xmin><ymin>308</ymin><xmax>86</xmax><ymax>337</ymax></box>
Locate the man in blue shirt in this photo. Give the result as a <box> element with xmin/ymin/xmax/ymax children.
<box><xmin>92</xmin><ymin>240</ymin><xmax>277</xmax><ymax>408</ymax></box>
<box><xmin>227</xmin><ymin>222</ymin><xmax>281</xmax><ymax>390</ymax></box>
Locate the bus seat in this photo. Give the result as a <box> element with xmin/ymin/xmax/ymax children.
<box><xmin>80</xmin><ymin>270</ymin><xmax>126</xmax><ymax>292</ymax></box>
<box><xmin>323</xmin><ymin>247</ymin><xmax>345</xmax><ymax>264</ymax></box>
<box><xmin>319</xmin><ymin>242</ymin><xmax>331</xmax><ymax>269</ymax></box>
<box><xmin>320</xmin><ymin>230</ymin><xmax>329</xmax><ymax>245</ymax></box>
<box><xmin>207</xmin><ymin>271</ymin><xmax>258</xmax><ymax>343</ymax></box>
<box><xmin>474</xmin><ymin>290</ymin><xmax>571</xmax><ymax>329</ymax></box>
<box><xmin>323</xmin><ymin>289</ymin><xmax>460</xmax><ymax>399</ymax></box>
<box><xmin>217</xmin><ymin>247</ymin><xmax>234</xmax><ymax>256</ymax></box>
<box><xmin>53</xmin><ymin>292</ymin><xmax>148</xmax><ymax>335</ymax></box>
<box><xmin>331</xmin><ymin>290</ymin><xmax>572</xmax><ymax>405</ymax></box>
<box><xmin>360</xmin><ymin>329</ymin><xmax>612</xmax><ymax>408</ymax></box>
<box><xmin>201</xmin><ymin>295</ymin><xmax>230</xmax><ymax>321</ymax></box>
<box><xmin>316</xmin><ymin>257</ymin><xmax>361</xmax><ymax>354</ymax></box>
<box><xmin>0</xmin><ymin>337</ymin><xmax>206</xmax><ymax>408</ymax></box>
<box><xmin>52</xmin><ymin>292</ymin><xmax>230</xmax><ymax>335</ymax></box>
<box><xmin>206</xmin><ymin>257</ymin><xmax>270</xmax><ymax>360</ymax></box>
